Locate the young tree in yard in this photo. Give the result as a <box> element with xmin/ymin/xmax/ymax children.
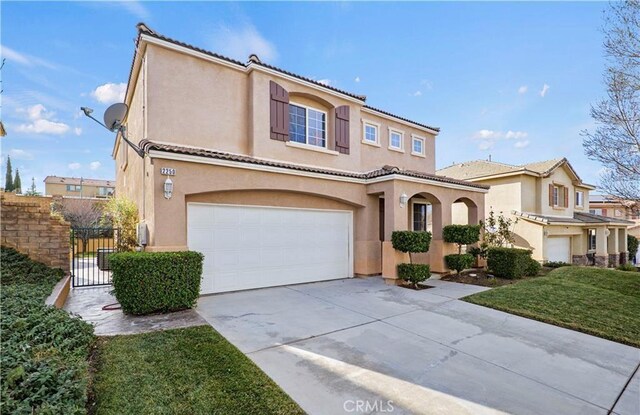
<box><xmin>443</xmin><ymin>225</ymin><xmax>481</xmax><ymax>274</ymax></box>
<box><xmin>4</xmin><ymin>156</ymin><xmax>13</xmax><ymax>192</ymax></box>
<box><xmin>24</xmin><ymin>177</ymin><xmax>40</xmax><ymax>196</ymax></box>
<box><xmin>583</xmin><ymin>0</ymin><xmax>640</xmax><ymax>204</ymax></box>
<box><xmin>101</xmin><ymin>197</ymin><xmax>139</xmax><ymax>251</ymax></box>
<box><xmin>391</xmin><ymin>231</ymin><xmax>432</xmax><ymax>288</ymax></box>
<box><xmin>13</xmin><ymin>169</ymin><xmax>21</xmax><ymax>194</ymax></box>
<box><xmin>481</xmin><ymin>209</ymin><xmax>519</xmax><ymax>248</ymax></box>
<box><xmin>54</xmin><ymin>198</ymin><xmax>103</xmax><ymax>252</ymax></box>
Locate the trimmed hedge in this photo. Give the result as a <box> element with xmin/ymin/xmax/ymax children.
<box><xmin>391</xmin><ymin>231</ymin><xmax>432</xmax><ymax>254</ymax></box>
<box><xmin>544</xmin><ymin>261</ymin><xmax>572</xmax><ymax>269</ymax></box>
<box><xmin>445</xmin><ymin>253</ymin><xmax>474</xmax><ymax>274</ymax></box>
<box><xmin>397</xmin><ymin>263</ymin><xmax>431</xmax><ymax>287</ymax></box>
<box><xmin>487</xmin><ymin>247</ymin><xmax>539</xmax><ymax>279</ymax></box>
<box><xmin>442</xmin><ymin>225</ymin><xmax>481</xmax><ymax>248</ymax></box>
<box><xmin>110</xmin><ymin>251</ymin><xmax>204</xmax><ymax>315</ymax></box>
<box><xmin>1</xmin><ymin>247</ymin><xmax>95</xmax><ymax>414</ymax></box>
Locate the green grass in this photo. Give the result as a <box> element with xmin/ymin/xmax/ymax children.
<box><xmin>464</xmin><ymin>267</ymin><xmax>640</xmax><ymax>347</ymax></box>
<box><xmin>92</xmin><ymin>325</ymin><xmax>304</xmax><ymax>415</ymax></box>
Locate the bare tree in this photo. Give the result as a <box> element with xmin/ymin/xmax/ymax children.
<box><xmin>583</xmin><ymin>0</ymin><xmax>640</xmax><ymax>205</ymax></box>
<box><xmin>53</xmin><ymin>198</ymin><xmax>103</xmax><ymax>252</ymax></box>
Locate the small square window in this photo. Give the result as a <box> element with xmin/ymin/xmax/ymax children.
<box><xmin>575</xmin><ymin>191</ymin><xmax>584</xmax><ymax>207</ymax></box>
<box><xmin>411</xmin><ymin>135</ymin><xmax>425</xmax><ymax>156</ymax></box>
<box><xmin>363</xmin><ymin>123</ymin><xmax>379</xmax><ymax>145</ymax></box>
<box><xmin>389</xmin><ymin>129</ymin><xmax>404</xmax><ymax>151</ymax></box>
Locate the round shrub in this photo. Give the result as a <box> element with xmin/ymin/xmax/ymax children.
<box><xmin>442</xmin><ymin>225</ymin><xmax>481</xmax><ymax>247</ymax></box>
<box><xmin>391</xmin><ymin>231</ymin><xmax>432</xmax><ymax>254</ymax></box>
<box><xmin>444</xmin><ymin>253</ymin><xmax>474</xmax><ymax>274</ymax></box>
<box><xmin>397</xmin><ymin>263</ymin><xmax>431</xmax><ymax>287</ymax></box>
<box><xmin>110</xmin><ymin>251</ymin><xmax>204</xmax><ymax>315</ymax></box>
<box><xmin>525</xmin><ymin>258</ymin><xmax>542</xmax><ymax>276</ymax></box>
<box><xmin>487</xmin><ymin>247</ymin><xmax>535</xmax><ymax>279</ymax></box>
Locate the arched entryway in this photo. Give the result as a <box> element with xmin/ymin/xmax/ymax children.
<box><xmin>451</xmin><ymin>197</ymin><xmax>479</xmax><ymax>226</ymax></box>
<box><xmin>407</xmin><ymin>192</ymin><xmax>443</xmax><ymax>239</ymax></box>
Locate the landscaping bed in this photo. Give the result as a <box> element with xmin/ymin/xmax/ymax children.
<box><xmin>91</xmin><ymin>326</ymin><xmax>304</xmax><ymax>415</ymax></box>
<box><xmin>0</xmin><ymin>246</ymin><xmax>95</xmax><ymax>414</ymax></box>
<box><xmin>442</xmin><ymin>267</ymin><xmax>551</xmax><ymax>287</ymax></box>
<box><xmin>463</xmin><ymin>266</ymin><xmax>640</xmax><ymax>347</ymax></box>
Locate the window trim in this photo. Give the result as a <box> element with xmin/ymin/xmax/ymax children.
<box><xmin>412</xmin><ymin>201</ymin><xmax>428</xmax><ymax>232</ymax></box>
<box><xmin>361</xmin><ymin>119</ymin><xmax>381</xmax><ymax>147</ymax></box>
<box><xmin>289</xmin><ymin>101</ymin><xmax>328</xmax><ymax>149</ymax></box>
<box><xmin>553</xmin><ymin>186</ymin><xmax>560</xmax><ymax>207</ymax></box>
<box><xmin>575</xmin><ymin>191</ymin><xmax>584</xmax><ymax>208</ymax></box>
<box><xmin>388</xmin><ymin>127</ymin><xmax>405</xmax><ymax>152</ymax></box>
<box><xmin>411</xmin><ymin>134</ymin><xmax>426</xmax><ymax>157</ymax></box>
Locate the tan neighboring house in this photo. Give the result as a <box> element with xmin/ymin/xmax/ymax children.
<box><xmin>44</xmin><ymin>176</ymin><xmax>115</xmax><ymax>199</ymax></box>
<box><xmin>438</xmin><ymin>158</ymin><xmax>633</xmax><ymax>267</ymax></box>
<box><xmin>589</xmin><ymin>194</ymin><xmax>640</xmax><ymax>239</ymax></box>
<box><xmin>113</xmin><ymin>24</ymin><xmax>487</xmax><ymax>294</ymax></box>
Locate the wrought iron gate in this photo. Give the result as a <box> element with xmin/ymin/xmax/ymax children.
<box><xmin>71</xmin><ymin>227</ymin><xmax>120</xmax><ymax>287</ymax></box>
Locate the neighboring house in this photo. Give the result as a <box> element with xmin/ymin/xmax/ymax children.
<box><xmin>589</xmin><ymin>194</ymin><xmax>640</xmax><ymax>240</ymax></box>
<box><xmin>114</xmin><ymin>23</ymin><xmax>487</xmax><ymax>294</ymax></box>
<box><xmin>438</xmin><ymin>158</ymin><xmax>633</xmax><ymax>267</ymax></box>
<box><xmin>44</xmin><ymin>176</ymin><xmax>115</xmax><ymax>199</ymax></box>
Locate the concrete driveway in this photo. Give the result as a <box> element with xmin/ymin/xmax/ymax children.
<box><xmin>196</xmin><ymin>277</ymin><xmax>639</xmax><ymax>415</ymax></box>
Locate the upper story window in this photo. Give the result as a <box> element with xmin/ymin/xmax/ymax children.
<box><xmin>66</xmin><ymin>184</ymin><xmax>81</xmax><ymax>192</ymax></box>
<box><xmin>388</xmin><ymin>128</ymin><xmax>404</xmax><ymax>152</ymax></box>
<box><xmin>411</xmin><ymin>135</ymin><xmax>425</xmax><ymax>156</ymax></box>
<box><xmin>590</xmin><ymin>208</ymin><xmax>603</xmax><ymax>215</ymax></box>
<box><xmin>97</xmin><ymin>187</ymin><xmax>113</xmax><ymax>196</ymax></box>
<box><xmin>362</xmin><ymin>121</ymin><xmax>380</xmax><ymax>146</ymax></box>
<box><xmin>553</xmin><ymin>186</ymin><xmax>560</xmax><ymax>207</ymax></box>
<box><xmin>575</xmin><ymin>191</ymin><xmax>584</xmax><ymax>208</ymax></box>
<box><xmin>289</xmin><ymin>103</ymin><xmax>326</xmax><ymax>148</ymax></box>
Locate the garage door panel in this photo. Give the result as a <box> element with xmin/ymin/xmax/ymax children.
<box><xmin>546</xmin><ymin>237</ymin><xmax>570</xmax><ymax>263</ymax></box>
<box><xmin>188</xmin><ymin>204</ymin><xmax>352</xmax><ymax>294</ymax></box>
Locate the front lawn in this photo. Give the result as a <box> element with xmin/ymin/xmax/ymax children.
<box><xmin>92</xmin><ymin>326</ymin><xmax>304</xmax><ymax>415</ymax></box>
<box><xmin>464</xmin><ymin>266</ymin><xmax>640</xmax><ymax>347</ymax></box>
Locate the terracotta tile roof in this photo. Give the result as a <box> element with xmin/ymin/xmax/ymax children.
<box><xmin>43</xmin><ymin>176</ymin><xmax>114</xmax><ymax>187</ymax></box>
<box><xmin>437</xmin><ymin>158</ymin><xmax>570</xmax><ymax>181</ymax></box>
<box><xmin>132</xmin><ymin>23</ymin><xmax>439</xmax><ymax>132</ymax></box>
<box><xmin>140</xmin><ymin>140</ymin><xmax>488</xmax><ymax>190</ymax></box>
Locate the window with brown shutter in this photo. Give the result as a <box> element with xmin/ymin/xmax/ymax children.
<box><xmin>548</xmin><ymin>184</ymin><xmax>554</xmax><ymax>207</ymax></box>
<box><xmin>564</xmin><ymin>187</ymin><xmax>569</xmax><ymax>208</ymax></box>
<box><xmin>335</xmin><ymin>105</ymin><xmax>350</xmax><ymax>154</ymax></box>
<box><xmin>270</xmin><ymin>81</ymin><xmax>289</xmax><ymax>141</ymax></box>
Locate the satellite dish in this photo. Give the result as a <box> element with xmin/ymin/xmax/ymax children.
<box><xmin>103</xmin><ymin>103</ymin><xmax>129</xmax><ymax>132</ymax></box>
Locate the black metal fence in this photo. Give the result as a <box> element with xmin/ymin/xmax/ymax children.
<box><xmin>71</xmin><ymin>227</ymin><xmax>121</xmax><ymax>287</ymax></box>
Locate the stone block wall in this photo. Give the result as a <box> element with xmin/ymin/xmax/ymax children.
<box><xmin>1</xmin><ymin>193</ymin><xmax>70</xmax><ymax>272</ymax></box>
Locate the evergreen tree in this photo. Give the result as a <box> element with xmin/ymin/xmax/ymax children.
<box><xmin>4</xmin><ymin>156</ymin><xmax>13</xmax><ymax>192</ymax></box>
<box><xmin>13</xmin><ymin>169</ymin><xmax>22</xmax><ymax>194</ymax></box>
<box><xmin>25</xmin><ymin>177</ymin><xmax>40</xmax><ymax>196</ymax></box>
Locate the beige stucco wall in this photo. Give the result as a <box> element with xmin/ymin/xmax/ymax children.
<box><xmin>538</xmin><ymin>165</ymin><xmax>589</xmax><ymax>217</ymax></box>
<box><xmin>477</xmin><ymin>176</ymin><xmax>523</xmax><ymax>218</ymax></box>
<box><xmin>44</xmin><ymin>183</ymin><xmax>113</xmax><ymax>198</ymax></box>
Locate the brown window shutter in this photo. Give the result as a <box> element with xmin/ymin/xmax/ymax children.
<box><xmin>548</xmin><ymin>184</ymin><xmax>554</xmax><ymax>206</ymax></box>
<box><xmin>602</xmin><ymin>208</ymin><xmax>607</xmax><ymax>217</ymax></box>
<box><xmin>334</xmin><ymin>105</ymin><xmax>350</xmax><ymax>154</ymax></box>
<box><xmin>270</xmin><ymin>81</ymin><xmax>289</xmax><ymax>141</ymax></box>
<box><xmin>564</xmin><ymin>187</ymin><xmax>569</xmax><ymax>208</ymax></box>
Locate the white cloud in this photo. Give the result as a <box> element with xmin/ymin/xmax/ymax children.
<box><xmin>211</xmin><ymin>23</ymin><xmax>278</xmax><ymax>62</ymax></box>
<box><xmin>478</xmin><ymin>141</ymin><xmax>494</xmax><ymax>151</ymax></box>
<box><xmin>473</xmin><ymin>129</ymin><xmax>502</xmax><ymax>140</ymax></box>
<box><xmin>8</xmin><ymin>149</ymin><xmax>34</xmax><ymax>160</ymax></box>
<box><xmin>116</xmin><ymin>1</ymin><xmax>150</xmax><ymax>20</ymax></box>
<box><xmin>354</xmin><ymin>76</ymin><xmax>360</xmax><ymax>83</ymax></box>
<box><xmin>0</xmin><ymin>45</ymin><xmax>57</xmax><ymax>69</ymax></box>
<box><xmin>68</xmin><ymin>162</ymin><xmax>81</xmax><ymax>170</ymax></box>
<box><xmin>420</xmin><ymin>79</ymin><xmax>433</xmax><ymax>90</ymax></box>
<box><xmin>15</xmin><ymin>104</ymin><xmax>70</xmax><ymax>135</ymax></box>
<box><xmin>74</xmin><ymin>127</ymin><xmax>82</xmax><ymax>136</ymax></box>
<box><xmin>514</xmin><ymin>140</ymin><xmax>530</xmax><ymax>149</ymax></box>
<box><xmin>505</xmin><ymin>130</ymin><xmax>528</xmax><ymax>140</ymax></box>
<box><xmin>540</xmin><ymin>83</ymin><xmax>550</xmax><ymax>97</ymax></box>
<box><xmin>518</xmin><ymin>85</ymin><xmax>528</xmax><ymax>94</ymax></box>
<box><xmin>412</xmin><ymin>91</ymin><xmax>423</xmax><ymax>97</ymax></box>
<box><xmin>89</xmin><ymin>161</ymin><xmax>101</xmax><ymax>171</ymax></box>
<box><xmin>91</xmin><ymin>82</ymin><xmax>126</xmax><ymax>104</ymax></box>
<box><xmin>316</xmin><ymin>79</ymin><xmax>332</xmax><ymax>86</ymax></box>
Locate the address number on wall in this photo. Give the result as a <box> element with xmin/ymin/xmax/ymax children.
<box><xmin>160</xmin><ymin>167</ymin><xmax>176</xmax><ymax>176</ymax></box>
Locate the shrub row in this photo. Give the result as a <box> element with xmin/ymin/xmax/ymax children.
<box><xmin>397</xmin><ymin>263</ymin><xmax>431</xmax><ymax>287</ymax></box>
<box><xmin>0</xmin><ymin>247</ymin><xmax>95</xmax><ymax>414</ymax></box>
<box><xmin>110</xmin><ymin>251</ymin><xmax>204</xmax><ymax>315</ymax></box>
<box><xmin>487</xmin><ymin>247</ymin><xmax>540</xmax><ymax>279</ymax></box>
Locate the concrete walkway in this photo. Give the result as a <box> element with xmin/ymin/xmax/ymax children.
<box><xmin>196</xmin><ymin>277</ymin><xmax>640</xmax><ymax>415</ymax></box>
<box><xmin>64</xmin><ymin>286</ymin><xmax>206</xmax><ymax>336</ymax></box>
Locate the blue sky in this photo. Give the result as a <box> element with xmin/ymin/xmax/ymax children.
<box><xmin>1</xmin><ymin>1</ymin><xmax>609</xmax><ymax>193</ymax></box>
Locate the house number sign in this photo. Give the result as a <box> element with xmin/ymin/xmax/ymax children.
<box><xmin>161</xmin><ymin>167</ymin><xmax>176</xmax><ymax>176</ymax></box>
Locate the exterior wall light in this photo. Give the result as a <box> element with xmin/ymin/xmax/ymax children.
<box><xmin>164</xmin><ymin>177</ymin><xmax>173</xmax><ymax>199</ymax></box>
<box><xmin>399</xmin><ymin>193</ymin><xmax>409</xmax><ymax>208</ymax></box>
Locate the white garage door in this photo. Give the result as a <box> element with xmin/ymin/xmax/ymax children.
<box><xmin>546</xmin><ymin>236</ymin><xmax>571</xmax><ymax>263</ymax></box>
<box><xmin>187</xmin><ymin>203</ymin><xmax>353</xmax><ymax>294</ymax></box>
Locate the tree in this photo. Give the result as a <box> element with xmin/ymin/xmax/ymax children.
<box><xmin>443</xmin><ymin>224</ymin><xmax>481</xmax><ymax>274</ymax></box>
<box><xmin>13</xmin><ymin>169</ymin><xmax>21</xmax><ymax>194</ymax></box>
<box><xmin>4</xmin><ymin>156</ymin><xmax>13</xmax><ymax>192</ymax></box>
<box><xmin>101</xmin><ymin>197</ymin><xmax>139</xmax><ymax>251</ymax></box>
<box><xmin>24</xmin><ymin>177</ymin><xmax>40</xmax><ymax>196</ymax></box>
<box><xmin>582</xmin><ymin>0</ymin><xmax>640</xmax><ymax>204</ymax></box>
<box><xmin>481</xmin><ymin>210</ymin><xmax>519</xmax><ymax>248</ymax></box>
<box><xmin>53</xmin><ymin>198</ymin><xmax>103</xmax><ymax>252</ymax></box>
<box><xmin>391</xmin><ymin>231</ymin><xmax>432</xmax><ymax>288</ymax></box>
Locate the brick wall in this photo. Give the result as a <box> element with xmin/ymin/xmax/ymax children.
<box><xmin>1</xmin><ymin>193</ymin><xmax>70</xmax><ymax>272</ymax></box>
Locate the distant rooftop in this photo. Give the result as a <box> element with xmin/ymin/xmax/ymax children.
<box><xmin>43</xmin><ymin>176</ymin><xmax>114</xmax><ymax>187</ymax></box>
<box><xmin>437</xmin><ymin>158</ymin><xmax>567</xmax><ymax>181</ymax></box>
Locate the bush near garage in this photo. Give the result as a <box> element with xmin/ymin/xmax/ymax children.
<box><xmin>487</xmin><ymin>247</ymin><xmax>540</xmax><ymax>279</ymax></box>
<box><xmin>544</xmin><ymin>261</ymin><xmax>572</xmax><ymax>268</ymax></box>
<box><xmin>628</xmin><ymin>235</ymin><xmax>639</xmax><ymax>263</ymax></box>
<box><xmin>110</xmin><ymin>251</ymin><xmax>204</xmax><ymax>315</ymax></box>
<box><xmin>0</xmin><ymin>246</ymin><xmax>95</xmax><ymax>414</ymax></box>
<box><xmin>445</xmin><ymin>253</ymin><xmax>475</xmax><ymax>275</ymax></box>
<box><xmin>391</xmin><ymin>231</ymin><xmax>432</xmax><ymax>288</ymax></box>
<box><xmin>617</xmin><ymin>263</ymin><xmax>638</xmax><ymax>272</ymax></box>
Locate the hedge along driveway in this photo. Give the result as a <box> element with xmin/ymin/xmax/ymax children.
<box><xmin>92</xmin><ymin>326</ymin><xmax>304</xmax><ymax>415</ymax></box>
<box><xmin>464</xmin><ymin>266</ymin><xmax>640</xmax><ymax>347</ymax></box>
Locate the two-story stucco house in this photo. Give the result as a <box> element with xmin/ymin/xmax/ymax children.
<box><xmin>438</xmin><ymin>158</ymin><xmax>633</xmax><ymax>267</ymax></box>
<box><xmin>113</xmin><ymin>24</ymin><xmax>487</xmax><ymax>294</ymax></box>
<box><xmin>589</xmin><ymin>194</ymin><xmax>640</xmax><ymax>240</ymax></box>
<box><xmin>44</xmin><ymin>176</ymin><xmax>115</xmax><ymax>199</ymax></box>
